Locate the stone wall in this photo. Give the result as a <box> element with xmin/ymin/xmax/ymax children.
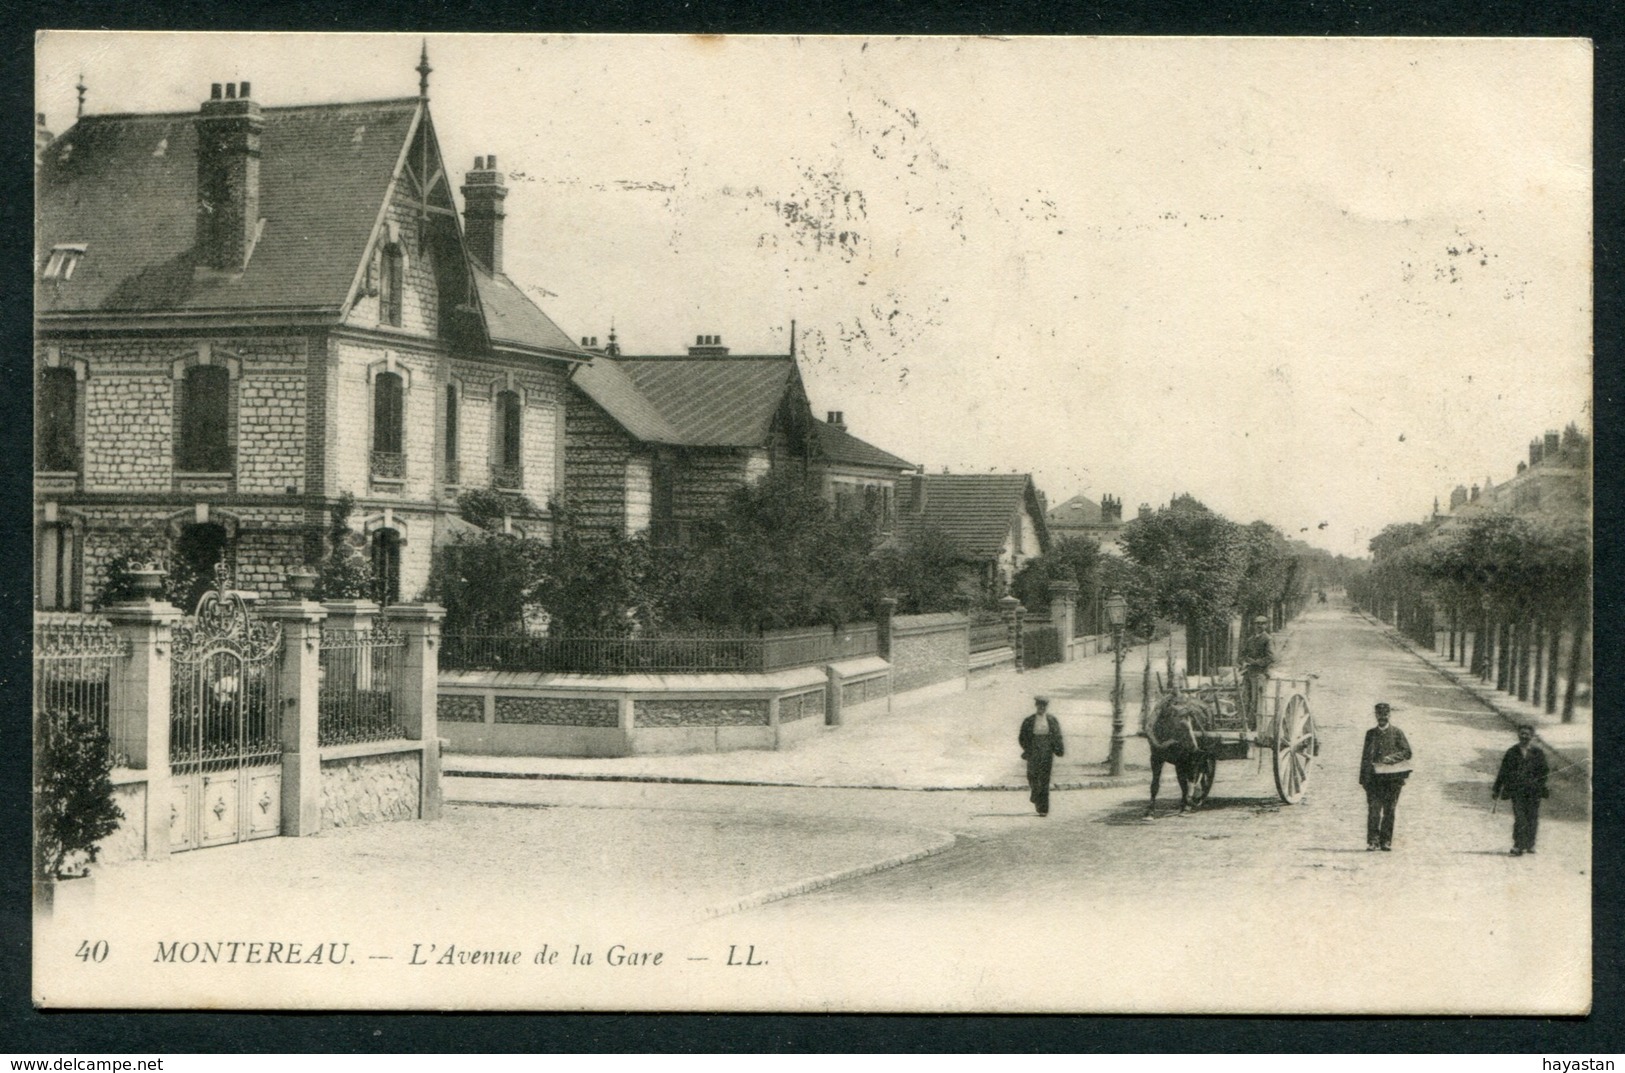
<box><xmin>779</xmin><ymin>688</ymin><xmax>825</xmax><ymax>723</ymax></box>
<box><xmin>320</xmin><ymin>750</ymin><xmax>421</xmax><ymax>829</ymax></box>
<box><xmin>891</xmin><ymin>613</ymin><xmax>970</xmax><ymax>694</ymax></box>
<box><xmin>841</xmin><ymin>674</ymin><xmax>889</xmax><ymax>708</ymax></box>
<box><xmin>236</xmin><ymin>374</ymin><xmax>306</xmax><ymax>493</ymax></box>
<box><xmin>99</xmin><ymin>780</ymin><xmax>149</xmax><ymax>864</ymax></box>
<box><xmin>674</xmin><ymin>449</ymin><xmax>753</xmax><ymax>525</ymax></box>
<box><xmin>85</xmin><ymin>376</ymin><xmax>174</xmax><ymax>491</ymax></box>
<box><xmin>563</xmin><ymin>387</ymin><xmax>639</xmax><ymax>537</ymax></box>
<box><xmin>633</xmin><ymin>698</ymin><xmax>770</xmax><ymax>727</ymax></box>
<box><xmin>438</xmin><ymin>694</ymin><xmax>485</xmax><ymax>723</ymax></box>
<box><xmin>495</xmin><ymin>695</ymin><xmax>619</xmax><ymax>726</ymax></box>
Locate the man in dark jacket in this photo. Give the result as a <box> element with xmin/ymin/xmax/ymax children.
<box><xmin>1240</xmin><ymin>615</ymin><xmax>1275</xmax><ymax>729</ymax></box>
<box><xmin>1359</xmin><ymin>702</ymin><xmax>1412</xmax><ymax>851</ymax></box>
<box><xmin>1493</xmin><ymin>725</ymin><xmax>1550</xmax><ymax>856</ymax></box>
<box><xmin>1018</xmin><ymin>697</ymin><xmax>1064</xmax><ymax>817</ymax></box>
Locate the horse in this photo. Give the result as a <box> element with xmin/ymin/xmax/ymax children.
<box><xmin>1145</xmin><ymin>693</ymin><xmax>1214</xmax><ymax>816</ymax></box>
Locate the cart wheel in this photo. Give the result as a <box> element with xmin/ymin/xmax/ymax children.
<box><xmin>1186</xmin><ymin>753</ymin><xmax>1217</xmax><ymax>808</ymax></box>
<box><xmin>1273</xmin><ymin>694</ymin><xmax>1316</xmax><ymax>803</ymax></box>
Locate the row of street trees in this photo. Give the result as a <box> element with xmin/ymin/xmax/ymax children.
<box><xmin>1349</xmin><ymin>510</ymin><xmax>1591</xmax><ymax>720</ymax></box>
<box><xmin>1013</xmin><ymin>494</ymin><xmax>1320</xmax><ymax>674</ymax></box>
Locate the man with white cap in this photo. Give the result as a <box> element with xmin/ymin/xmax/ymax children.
<box><xmin>1018</xmin><ymin>696</ymin><xmax>1065</xmax><ymax>817</ymax></box>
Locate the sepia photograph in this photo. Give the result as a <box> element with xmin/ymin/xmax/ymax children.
<box><xmin>30</xmin><ymin>31</ymin><xmax>1592</xmax><ymax>1013</ymax></box>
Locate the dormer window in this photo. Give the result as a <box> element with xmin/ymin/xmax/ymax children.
<box><xmin>41</xmin><ymin>244</ymin><xmax>86</xmax><ymax>281</ymax></box>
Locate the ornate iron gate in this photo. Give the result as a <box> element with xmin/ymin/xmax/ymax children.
<box><xmin>169</xmin><ymin>566</ymin><xmax>285</xmax><ymax>850</ymax></box>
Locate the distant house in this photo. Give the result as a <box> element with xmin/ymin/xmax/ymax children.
<box><xmin>564</xmin><ymin>334</ymin><xmax>912</xmax><ymax>542</ymax></box>
<box><xmin>34</xmin><ymin>74</ymin><xmax>586</xmax><ymax>610</ymax></box>
<box><xmin>898</xmin><ymin>472</ymin><xmax>1050</xmax><ymax>596</ymax></box>
<box><xmin>1047</xmin><ymin>492</ymin><xmax>1127</xmax><ymax>554</ymax></box>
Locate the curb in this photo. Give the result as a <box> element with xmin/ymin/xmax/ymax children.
<box><xmin>1357</xmin><ymin>611</ymin><xmax>1590</xmax><ymax>777</ymax></box>
<box><xmin>699</xmin><ymin>829</ymin><xmax>960</xmax><ymax>919</ymax></box>
<box><xmin>444</xmin><ymin>767</ymin><xmax>1144</xmax><ymax>793</ymax></box>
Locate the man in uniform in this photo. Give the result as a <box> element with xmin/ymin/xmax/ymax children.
<box><xmin>1493</xmin><ymin>724</ymin><xmax>1550</xmax><ymax>856</ymax></box>
<box><xmin>1239</xmin><ymin>614</ymin><xmax>1275</xmax><ymax>728</ymax></box>
<box><xmin>1018</xmin><ymin>696</ymin><xmax>1065</xmax><ymax>817</ymax></box>
<box><xmin>1359</xmin><ymin>702</ymin><xmax>1412</xmax><ymax>850</ymax></box>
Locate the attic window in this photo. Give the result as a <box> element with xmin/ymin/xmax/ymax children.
<box><xmin>41</xmin><ymin>245</ymin><xmax>86</xmax><ymax>281</ymax></box>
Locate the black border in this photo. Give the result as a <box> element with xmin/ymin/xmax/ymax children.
<box><xmin>4</xmin><ymin>0</ymin><xmax>1620</xmax><ymax>1053</ymax></box>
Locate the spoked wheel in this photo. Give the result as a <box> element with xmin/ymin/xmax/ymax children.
<box><xmin>1272</xmin><ymin>694</ymin><xmax>1317</xmax><ymax>803</ymax></box>
<box><xmin>1186</xmin><ymin>753</ymin><xmax>1217</xmax><ymax>808</ymax></box>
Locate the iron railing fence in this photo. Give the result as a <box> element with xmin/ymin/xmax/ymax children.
<box><xmin>318</xmin><ymin>624</ymin><xmax>407</xmax><ymax>745</ymax></box>
<box><xmin>370</xmin><ymin>449</ymin><xmax>406</xmax><ymax>479</ymax></box>
<box><xmin>33</xmin><ymin>614</ymin><xmax>133</xmax><ymax>765</ymax></box>
<box><xmin>443</xmin><ymin>623</ymin><xmax>880</xmax><ymax>675</ymax></box>
<box><xmin>969</xmin><ymin>620</ymin><xmax>1011</xmax><ymax>654</ymax></box>
<box><xmin>491</xmin><ymin>463</ymin><xmax>524</xmax><ymax>490</ymax></box>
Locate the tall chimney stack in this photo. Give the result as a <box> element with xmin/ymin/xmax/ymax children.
<box><xmin>195</xmin><ymin>81</ymin><xmax>263</xmax><ymax>272</ymax></box>
<box><xmin>462</xmin><ymin>154</ymin><xmax>508</xmax><ymax>273</ymax></box>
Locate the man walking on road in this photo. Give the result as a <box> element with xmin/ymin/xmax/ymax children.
<box><xmin>1493</xmin><ymin>725</ymin><xmax>1550</xmax><ymax>856</ymax></box>
<box><xmin>1359</xmin><ymin>702</ymin><xmax>1412</xmax><ymax>851</ymax></box>
<box><xmin>1018</xmin><ymin>696</ymin><xmax>1064</xmax><ymax>817</ymax></box>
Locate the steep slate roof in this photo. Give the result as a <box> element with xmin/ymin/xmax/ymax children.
<box><xmin>1048</xmin><ymin>493</ymin><xmax>1103</xmax><ymax>527</ymax></box>
<box><xmin>36</xmin><ymin>99</ymin><xmax>421</xmax><ymax>316</ymax></box>
<box><xmin>902</xmin><ymin>473</ymin><xmax>1050</xmax><ymax>560</ymax></box>
<box><xmin>814</xmin><ymin>420</ymin><xmax>913</xmax><ymax>471</ymax></box>
<box><xmin>570</xmin><ymin>355</ymin><xmax>797</xmax><ymax>448</ymax></box>
<box><xmin>472</xmin><ymin>266</ymin><xmax>582</xmax><ymax>358</ymax></box>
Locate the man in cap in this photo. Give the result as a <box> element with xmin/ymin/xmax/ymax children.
<box><xmin>1018</xmin><ymin>696</ymin><xmax>1065</xmax><ymax>817</ymax></box>
<box><xmin>1239</xmin><ymin>614</ymin><xmax>1275</xmax><ymax>728</ymax></box>
<box><xmin>1359</xmin><ymin>702</ymin><xmax>1412</xmax><ymax>850</ymax></box>
<box><xmin>1492</xmin><ymin>724</ymin><xmax>1550</xmax><ymax>856</ymax></box>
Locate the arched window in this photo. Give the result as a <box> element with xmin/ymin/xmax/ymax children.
<box><xmin>492</xmin><ymin>390</ymin><xmax>522</xmax><ymax>489</ymax></box>
<box><xmin>444</xmin><ymin>383</ymin><xmax>460</xmax><ymax>484</ymax></box>
<box><xmin>371</xmin><ymin>371</ymin><xmax>404</xmax><ymax>478</ymax></box>
<box><xmin>370</xmin><ymin>529</ymin><xmax>402</xmax><ymax>607</ymax></box>
<box><xmin>38</xmin><ymin>367</ymin><xmax>78</xmax><ymax>472</ymax></box>
<box><xmin>36</xmin><ymin>522</ymin><xmax>78</xmax><ymax>610</ymax></box>
<box><xmin>174</xmin><ymin>522</ymin><xmax>229</xmax><ymax>613</ymax></box>
<box><xmin>178</xmin><ymin>365</ymin><xmax>231</xmax><ymax>472</ymax></box>
<box><xmin>379</xmin><ymin>243</ymin><xmax>404</xmax><ymax>326</ymax></box>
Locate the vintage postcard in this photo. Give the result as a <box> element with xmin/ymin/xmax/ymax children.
<box><xmin>31</xmin><ymin>32</ymin><xmax>1592</xmax><ymax>1012</ymax></box>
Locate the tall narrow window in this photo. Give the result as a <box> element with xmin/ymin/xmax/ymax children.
<box><xmin>650</xmin><ymin>453</ymin><xmax>677</xmax><ymax>546</ymax></box>
<box><xmin>174</xmin><ymin>522</ymin><xmax>228</xmax><ymax>613</ymax></box>
<box><xmin>379</xmin><ymin>244</ymin><xmax>403</xmax><ymax>326</ymax></box>
<box><xmin>371</xmin><ymin>371</ymin><xmax>404</xmax><ymax>479</ymax></box>
<box><xmin>38</xmin><ymin>367</ymin><xmax>78</xmax><ymax>472</ymax></box>
<box><xmin>444</xmin><ymin>383</ymin><xmax>460</xmax><ymax>484</ymax></box>
<box><xmin>493</xmin><ymin>390</ymin><xmax>522</xmax><ymax>489</ymax></box>
<box><xmin>371</xmin><ymin>529</ymin><xmax>402</xmax><ymax>607</ymax></box>
<box><xmin>36</xmin><ymin>523</ymin><xmax>78</xmax><ymax>610</ymax></box>
<box><xmin>178</xmin><ymin>365</ymin><xmax>230</xmax><ymax>472</ymax></box>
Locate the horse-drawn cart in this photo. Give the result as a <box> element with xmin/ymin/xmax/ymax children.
<box><xmin>1144</xmin><ymin>674</ymin><xmax>1319</xmax><ymax>810</ymax></box>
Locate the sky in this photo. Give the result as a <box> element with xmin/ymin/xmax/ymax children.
<box><xmin>35</xmin><ymin>33</ymin><xmax>1593</xmax><ymax>558</ymax></box>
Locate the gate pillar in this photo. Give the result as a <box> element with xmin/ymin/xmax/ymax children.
<box><xmin>105</xmin><ymin>596</ymin><xmax>183</xmax><ymax>860</ymax></box>
<box><xmin>1048</xmin><ymin>581</ymin><xmax>1079</xmax><ymax>662</ymax></box>
<box><xmin>261</xmin><ymin>598</ymin><xmax>327</xmax><ymax>836</ymax></box>
<box><xmin>382</xmin><ymin>603</ymin><xmax>446</xmax><ymax>821</ymax></box>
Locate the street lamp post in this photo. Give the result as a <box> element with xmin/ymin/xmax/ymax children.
<box><xmin>1105</xmin><ymin>593</ymin><xmax>1128</xmax><ymax>776</ymax></box>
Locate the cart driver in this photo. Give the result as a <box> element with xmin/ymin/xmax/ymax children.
<box><xmin>1240</xmin><ymin>615</ymin><xmax>1274</xmax><ymax>728</ymax></box>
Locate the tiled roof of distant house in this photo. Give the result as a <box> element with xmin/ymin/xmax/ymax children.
<box><xmin>814</xmin><ymin>420</ymin><xmax>913</xmax><ymax>471</ymax></box>
<box><xmin>36</xmin><ymin>99</ymin><xmax>421</xmax><ymax>316</ymax></box>
<box><xmin>571</xmin><ymin>354</ymin><xmax>799</xmax><ymax>448</ymax></box>
<box><xmin>1048</xmin><ymin>493</ymin><xmax>1103</xmax><ymax>527</ymax></box>
<box><xmin>901</xmin><ymin>473</ymin><xmax>1050</xmax><ymax>560</ymax></box>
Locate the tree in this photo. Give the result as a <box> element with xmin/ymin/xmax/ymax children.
<box><xmin>1011</xmin><ymin>536</ymin><xmax>1100</xmax><ymax>613</ymax></box>
<box><xmin>34</xmin><ymin>710</ymin><xmax>124</xmax><ymax>880</ymax></box>
<box><xmin>315</xmin><ymin>493</ymin><xmax>374</xmax><ymax>601</ymax></box>
<box><xmin>874</xmin><ymin>527</ymin><xmax>966</xmax><ymax>614</ymax></box>
<box><xmin>1120</xmin><ymin>495</ymin><xmax>1246</xmax><ymax>674</ymax></box>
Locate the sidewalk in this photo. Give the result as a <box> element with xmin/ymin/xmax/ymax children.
<box><xmin>445</xmin><ymin>636</ymin><xmax>1175</xmax><ymax>792</ymax></box>
<box><xmin>1360</xmin><ymin>611</ymin><xmax>1592</xmax><ymax>781</ymax></box>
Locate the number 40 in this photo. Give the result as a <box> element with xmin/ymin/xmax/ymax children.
<box><xmin>75</xmin><ymin>940</ymin><xmax>108</xmax><ymax>963</ymax></box>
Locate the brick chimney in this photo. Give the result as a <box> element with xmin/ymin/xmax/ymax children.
<box><xmin>1529</xmin><ymin>438</ymin><xmax>1543</xmax><ymax>467</ymax></box>
<box><xmin>826</xmin><ymin>411</ymin><xmax>846</xmax><ymax>431</ymax></box>
<box><xmin>195</xmin><ymin>81</ymin><xmax>263</xmax><ymax>273</ymax></box>
<box><xmin>462</xmin><ymin>155</ymin><xmax>508</xmax><ymax>273</ymax></box>
<box><xmin>1544</xmin><ymin>429</ymin><xmax>1561</xmax><ymax>459</ymax></box>
<box><xmin>688</xmin><ymin>334</ymin><xmax>729</xmax><ymax>357</ymax></box>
